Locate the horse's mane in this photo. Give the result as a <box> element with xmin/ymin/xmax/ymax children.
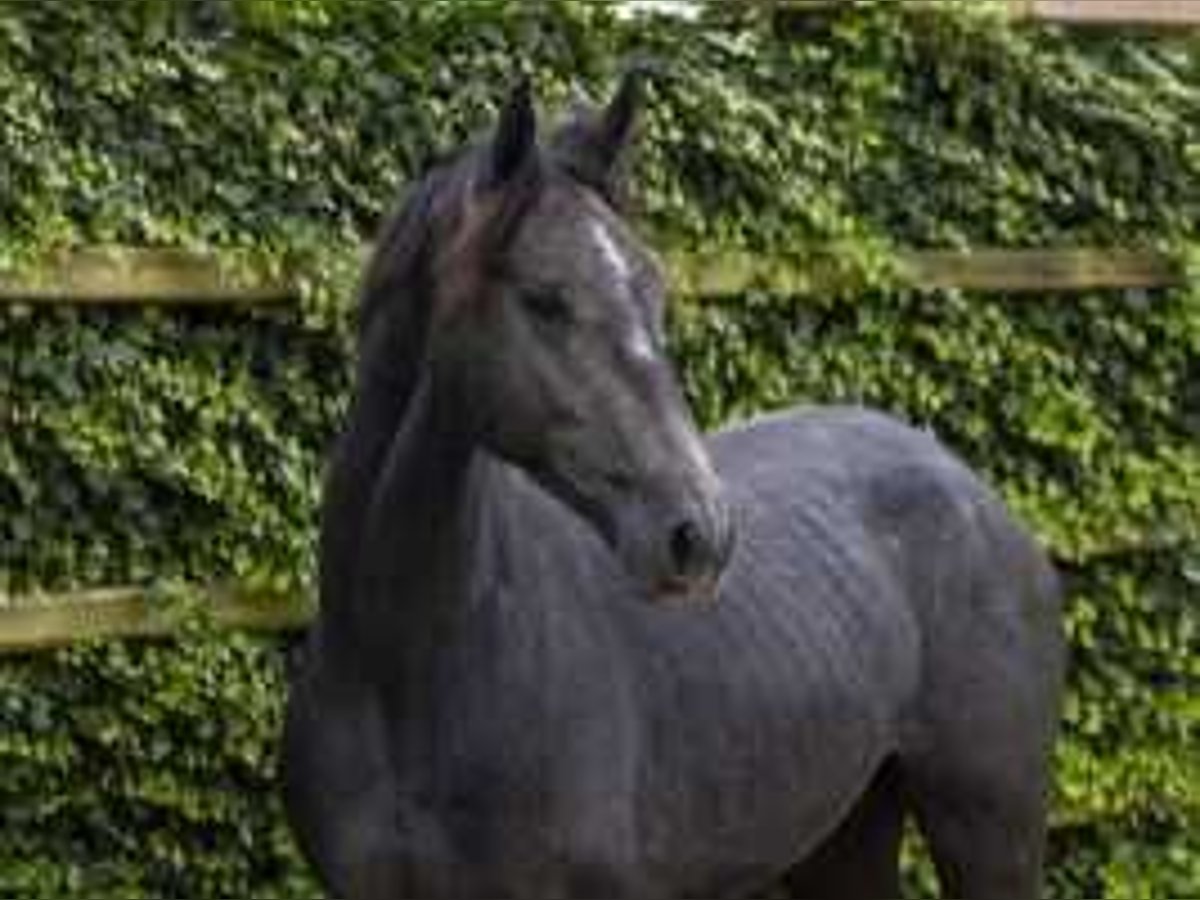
<box><xmin>343</xmin><ymin>145</ymin><xmax>488</xmax><ymax>451</ymax></box>
<box><xmin>318</xmin><ymin>149</ymin><xmax>488</xmax><ymax>633</ymax></box>
<box><xmin>356</xmin><ymin>150</ymin><xmax>473</xmax><ymax>342</ymax></box>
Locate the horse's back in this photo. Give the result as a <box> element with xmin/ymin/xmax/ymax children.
<box><xmin>710</xmin><ymin>404</ymin><xmax>987</xmax><ymax>521</ymax></box>
<box><xmin>710</xmin><ymin>404</ymin><xmax>1058</xmax><ymax>628</ymax></box>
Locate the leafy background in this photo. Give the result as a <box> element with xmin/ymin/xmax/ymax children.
<box><xmin>1</xmin><ymin>0</ymin><xmax>1197</xmax><ymax>896</ymax></box>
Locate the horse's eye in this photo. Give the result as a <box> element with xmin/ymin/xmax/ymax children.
<box><xmin>522</xmin><ymin>290</ymin><xmax>572</xmax><ymax>325</ymax></box>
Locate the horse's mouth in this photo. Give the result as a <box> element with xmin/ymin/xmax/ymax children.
<box><xmin>649</xmin><ymin>573</ymin><xmax>722</xmax><ymax>608</ymax></box>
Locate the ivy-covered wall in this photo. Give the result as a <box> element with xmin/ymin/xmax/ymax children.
<box><xmin>2</xmin><ymin>1</ymin><xmax>1197</xmax><ymax>897</ymax></box>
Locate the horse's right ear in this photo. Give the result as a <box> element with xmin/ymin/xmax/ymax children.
<box><xmin>486</xmin><ymin>78</ymin><xmax>538</xmax><ymax>189</ymax></box>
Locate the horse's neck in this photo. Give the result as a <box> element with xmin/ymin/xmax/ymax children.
<box><xmin>341</xmin><ymin>379</ymin><xmax>497</xmax><ymax>678</ymax></box>
<box><xmin>316</xmin><ymin>297</ymin><xmax>434</xmax><ymax>642</ymax></box>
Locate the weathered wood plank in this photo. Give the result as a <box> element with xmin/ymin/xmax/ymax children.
<box><xmin>0</xmin><ymin>245</ymin><xmax>1186</xmax><ymax>306</ymax></box>
<box><xmin>0</xmin><ymin>246</ymin><xmax>293</xmax><ymax>305</ymax></box>
<box><xmin>767</xmin><ymin>0</ymin><xmax>1200</xmax><ymax>29</ymax></box>
<box><xmin>900</xmin><ymin>248</ymin><xmax>1184</xmax><ymax>292</ymax></box>
<box><xmin>1012</xmin><ymin>0</ymin><xmax>1200</xmax><ymax>27</ymax></box>
<box><xmin>0</xmin><ymin>587</ymin><xmax>313</xmax><ymax>653</ymax></box>
<box><xmin>670</xmin><ymin>247</ymin><xmax>1187</xmax><ymax>295</ymax></box>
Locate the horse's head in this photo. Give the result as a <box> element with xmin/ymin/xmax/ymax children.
<box><xmin>427</xmin><ymin>73</ymin><xmax>733</xmax><ymax>605</ymax></box>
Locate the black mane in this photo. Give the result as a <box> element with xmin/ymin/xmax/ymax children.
<box><xmin>356</xmin><ymin>150</ymin><xmax>474</xmax><ymax>345</ymax></box>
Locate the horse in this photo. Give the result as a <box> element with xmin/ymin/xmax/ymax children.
<box><xmin>281</xmin><ymin>71</ymin><xmax>1065</xmax><ymax>900</ymax></box>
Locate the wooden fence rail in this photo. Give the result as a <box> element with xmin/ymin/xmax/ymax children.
<box><xmin>0</xmin><ymin>245</ymin><xmax>1186</xmax><ymax>306</ymax></box>
<box><xmin>769</xmin><ymin>0</ymin><xmax>1200</xmax><ymax>29</ymax></box>
<box><xmin>0</xmin><ymin>588</ymin><xmax>312</xmax><ymax>654</ymax></box>
<box><xmin>1012</xmin><ymin>0</ymin><xmax>1200</xmax><ymax>27</ymax></box>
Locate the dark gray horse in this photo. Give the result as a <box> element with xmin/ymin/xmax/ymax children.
<box><xmin>282</xmin><ymin>73</ymin><xmax>1065</xmax><ymax>900</ymax></box>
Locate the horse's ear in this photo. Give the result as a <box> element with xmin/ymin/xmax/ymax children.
<box><xmin>487</xmin><ymin>78</ymin><xmax>538</xmax><ymax>188</ymax></box>
<box><xmin>551</xmin><ymin>63</ymin><xmax>650</xmax><ymax>202</ymax></box>
<box><xmin>594</xmin><ymin>64</ymin><xmax>645</xmax><ymax>169</ymax></box>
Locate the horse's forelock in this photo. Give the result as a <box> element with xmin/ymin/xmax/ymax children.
<box><xmin>363</xmin><ymin>132</ymin><xmax>622</xmax><ymax>379</ymax></box>
<box><xmin>428</xmin><ymin>150</ymin><xmax>546</xmax><ymax>317</ymax></box>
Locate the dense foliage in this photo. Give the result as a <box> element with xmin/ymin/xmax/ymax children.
<box><xmin>2</xmin><ymin>1</ymin><xmax>1196</xmax><ymax>896</ymax></box>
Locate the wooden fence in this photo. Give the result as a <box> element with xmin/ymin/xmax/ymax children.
<box><xmin>0</xmin><ymin>245</ymin><xmax>1184</xmax><ymax>306</ymax></box>
<box><xmin>1</xmin><ymin>241</ymin><xmax>1190</xmax><ymax>651</ymax></box>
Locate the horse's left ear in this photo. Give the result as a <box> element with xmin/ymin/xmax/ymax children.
<box><xmin>552</xmin><ymin>64</ymin><xmax>648</xmax><ymax>201</ymax></box>
<box><xmin>594</xmin><ymin>65</ymin><xmax>645</xmax><ymax>169</ymax></box>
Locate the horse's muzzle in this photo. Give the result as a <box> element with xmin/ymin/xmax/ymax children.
<box><xmin>646</xmin><ymin>491</ymin><xmax>735</xmax><ymax>607</ymax></box>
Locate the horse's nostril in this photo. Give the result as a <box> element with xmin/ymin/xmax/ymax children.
<box><xmin>669</xmin><ymin>520</ymin><xmax>704</xmax><ymax>575</ymax></box>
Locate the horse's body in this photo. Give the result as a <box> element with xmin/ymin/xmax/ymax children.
<box><xmin>282</xmin><ymin>76</ymin><xmax>1064</xmax><ymax>899</ymax></box>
